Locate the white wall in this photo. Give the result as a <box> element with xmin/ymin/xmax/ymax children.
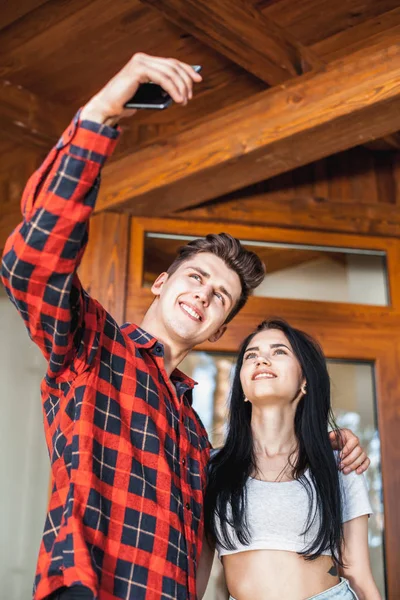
<box><xmin>0</xmin><ymin>286</ymin><xmax>49</xmax><ymax>600</ymax></box>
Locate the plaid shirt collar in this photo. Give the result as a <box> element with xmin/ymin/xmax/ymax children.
<box><xmin>121</xmin><ymin>322</ymin><xmax>198</xmax><ymax>401</ymax></box>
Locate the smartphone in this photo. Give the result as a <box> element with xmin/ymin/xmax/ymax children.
<box><xmin>124</xmin><ymin>65</ymin><xmax>202</xmax><ymax>110</ymax></box>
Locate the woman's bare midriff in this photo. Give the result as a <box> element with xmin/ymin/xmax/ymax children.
<box><xmin>222</xmin><ymin>549</ymin><xmax>340</xmax><ymax>600</ymax></box>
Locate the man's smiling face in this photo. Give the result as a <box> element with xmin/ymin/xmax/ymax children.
<box><xmin>151</xmin><ymin>252</ymin><xmax>242</xmax><ymax>347</ymax></box>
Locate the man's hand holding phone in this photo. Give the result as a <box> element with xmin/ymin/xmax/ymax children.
<box><xmin>80</xmin><ymin>53</ymin><xmax>202</xmax><ymax>126</ymax></box>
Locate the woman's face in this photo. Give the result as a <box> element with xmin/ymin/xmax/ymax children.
<box><xmin>240</xmin><ymin>328</ymin><xmax>305</xmax><ymax>406</ymax></box>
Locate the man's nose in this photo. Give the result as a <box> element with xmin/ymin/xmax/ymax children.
<box><xmin>194</xmin><ymin>286</ymin><xmax>211</xmax><ymax>305</ymax></box>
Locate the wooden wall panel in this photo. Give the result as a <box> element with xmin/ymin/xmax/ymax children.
<box><xmin>0</xmin><ymin>147</ymin><xmax>44</xmax><ymax>253</ymax></box>
<box><xmin>78</xmin><ymin>212</ymin><xmax>130</xmax><ymax>325</ymax></box>
<box><xmin>177</xmin><ymin>146</ymin><xmax>400</xmax><ymax>237</ymax></box>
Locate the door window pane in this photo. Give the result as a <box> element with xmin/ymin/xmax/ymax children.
<box><xmin>143</xmin><ymin>233</ymin><xmax>389</xmax><ymax>306</ymax></box>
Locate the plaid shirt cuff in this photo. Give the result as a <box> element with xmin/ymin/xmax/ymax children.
<box><xmin>55</xmin><ymin>108</ymin><xmax>121</xmax><ymax>161</ymax></box>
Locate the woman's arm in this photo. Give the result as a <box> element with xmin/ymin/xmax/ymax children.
<box><xmin>341</xmin><ymin>516</ymin><xmax>381</xmax><ymax>600</ymax></box>
<box><xmin>196</xmin><ymin>534</ymin><xmax>216</xmax><ymax>600</ymax></box>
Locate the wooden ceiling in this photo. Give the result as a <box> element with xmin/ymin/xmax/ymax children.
<box><xmin>1</xmin><ymin>0</ymin><xmax>400</xmax><ymax>221</ymax></box>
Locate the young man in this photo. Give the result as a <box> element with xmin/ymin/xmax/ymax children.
<box><xmin>1</xmin><ymin>54</ymin><xmax>369</xmax><ymax>600</ymax></box>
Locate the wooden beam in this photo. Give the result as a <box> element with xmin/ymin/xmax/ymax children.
<box><xmin>0</xmin><ymin>80</ymin><xmax>70</xmax><ymax>148</ymax></box>
<box><xmin>140</xmin><ymin>0</ymin><xmax>322</xmax><ymax>85</ymax></box>
<box><xmin>176</xmin><ymin>193</ymin><xmax>400</xmax><ymax>238</ymax></box>
<box><xmin>97</xmin><ymin>39</ymin><xmax>400</xmax><ymax>216</ymax></box>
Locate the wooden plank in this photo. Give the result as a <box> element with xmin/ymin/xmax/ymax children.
<box><xmin>96</xmin><ymin>40</ymin><xmax>400</xmax><ymax>216</ymax></box>
<box><xmin>262</xmin><ymin>0</ymin><xmax>400</xmax><ymax>47</ymax></box>
<box><xmin>140</xmin><ymin>0</ymin><xmax>323</xmax><ymax>85</ymax></box>
<box><xmin>78</xmin><ymin>212</ymin><xmax>130</xmax><ymax>325</ymax></box>
<box><xmin>0</xmin><ymin>0</ymin><xmax>98</xmax><ymax>54</ymax></box>
<box><xmin>313</xmin><ymin>158</ymin><xmax>329</xmax><ymax>201</ymax></box>
<box><xmin>391</xmin><ymin>154</ymin><xmax>400</xmax><ymax>206</ymax></box>
<box><xmin>0</xmin><ymin>0</ymin><xmax>48</xmax><ymax>31</ymax></box>
<box><xmin>177</xmin><ymin>193</ymin><xmax>400</xmax><ymax>238</ymax></box>
<box><xmin>373</xmin><ymin>153</ymin><xmax>397</xmax><ymax>205</ymax></box>
<box><xmin>0</xmin><ymin>0</ymin><xmax>157</xmax><ymax>96</ymax></box>
<box><xmin>0</xmin><ymin>149</ymin><xmax>44</xmax><ymax>252</ymax></box>
<box><xmin>0</xmin><ymin>79</ymin><xmax>70</xmax><ymax>148</ymax></box>
<box><xmin>311</xmin><ymin>7</ymin><xmax>400</xmax><ymax>61</ymax></box>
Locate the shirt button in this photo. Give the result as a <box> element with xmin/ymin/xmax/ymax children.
<box><xmin>155</xmin><ymin>345</ymin><xmax>162</xmax><ymax>354</ymax></box>
<box><xmin>182</xmin><ymin>458</ymin><xmax>186</xmax><ymax>466</ymax></box>
<box><xmin>185</xmin><ymin>502</ymin><xmax>190</xmax><ymax>510</ymax></box>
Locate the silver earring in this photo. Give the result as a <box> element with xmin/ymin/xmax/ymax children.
<box><xmin>244</xmin><ymin>397</ymin><xmax>249</xmax><ymax>403</ymax></box>
<box><xmin>301</xmin><ymin>384</ymin><xmax>307</xmax><ymax>395</ymax></box>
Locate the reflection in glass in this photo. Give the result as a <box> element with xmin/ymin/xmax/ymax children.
<box><xmin>180</xmin><ymin>353</ymin><xmax>386</xmax><ymax>600</ymax></box>
<box><xmin>329</xmin><ymin>361</ymin><xmax>385</xmax><ymax>597</ymax></box>
<box><xmin>143</xmin><ymin>233</ymin><xmax>389</xmax><ymax>306</ymax></box>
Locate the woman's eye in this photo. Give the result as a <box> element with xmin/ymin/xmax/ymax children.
<box><xmin>274</xmin><ymin>349</ymin><xmax>287</xmax><ymax>355</ymax></box>
<box><xmin>245</xmin><ymin>352</ymin><xmax>257</xmax><ymax>359</ymax></box>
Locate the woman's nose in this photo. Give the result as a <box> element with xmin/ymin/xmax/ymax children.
<box><xmin>256</xmin><ymin>355</ymin><xmax>271</xmax><ymax>366</ymax></box>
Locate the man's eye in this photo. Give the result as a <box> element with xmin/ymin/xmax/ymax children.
<box><xmin>214</xmin><ymin>292</ymin><xmax>223</xmax><ymax>302</ymax></box>
<box><xmin>190</xmin><ymin>274</ymin><xmax>201</xmax><ymax>281</ymax></box>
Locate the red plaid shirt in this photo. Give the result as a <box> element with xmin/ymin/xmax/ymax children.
<box><xmin>1</xmin><ymin>113</ymin><xmax>211</xmax><ymax>600</ymax></box>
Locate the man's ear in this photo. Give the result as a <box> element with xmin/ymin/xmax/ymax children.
<box><xmin>208</xmin><ymin>324</ymin><xmax>227</xmax><ymax>343</ymax></box>
<box><xmin>151</xmin><ymin>272</ymin><xmax>169</xmax><ymax>297</ymax></box>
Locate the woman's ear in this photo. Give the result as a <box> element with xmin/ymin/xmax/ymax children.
<box><xmin>151</xmin><ymin>272</ymin><xmax>169</xmax><ymax>297</ymax></box>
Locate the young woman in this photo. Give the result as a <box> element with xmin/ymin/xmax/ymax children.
<box><xmin>204</xmin><ymin>319</ymin><xmax>381</xmax><ymax>600</ymax></box>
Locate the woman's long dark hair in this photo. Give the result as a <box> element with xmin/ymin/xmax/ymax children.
<box><xmin>204</xmin><ymin>318</ymin><xmax>344</xmax><ymax>564</ymax></box>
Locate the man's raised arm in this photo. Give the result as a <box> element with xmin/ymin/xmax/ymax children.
<box><xmin>1</xmin><ymin>53</ymin><xmax>202</xmax><ymax>379</ymax></box>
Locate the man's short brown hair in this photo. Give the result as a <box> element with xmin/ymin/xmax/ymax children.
<box><xmin>167</xmin><ymin>233</ymin><xmax>265</xmax><ymax>323</ymax></box>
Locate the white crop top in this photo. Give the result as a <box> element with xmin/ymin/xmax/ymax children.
<box><xmin>215</xmin><ymin>466</ymin><xmax>372</xmax><ymax>558</ymax></box>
